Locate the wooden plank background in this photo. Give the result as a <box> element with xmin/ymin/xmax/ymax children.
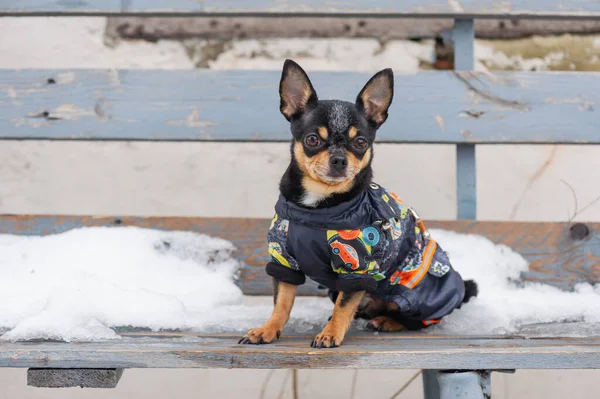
<box><xmin>1</xmin><ymin>70</ymin><xmax>599</xmax><ymax>143</ymax></box>
<box><xmin>2</xmin><ymin>0</ymin><xmax>600</xmax><ymax>18</ymax></box>
<box><xmin>1</xmin><ymin>216</ymin><xmax>598</xmax><ymax>295</ymax></box>
<box><xmin>105</xmin><ymin>17</ymin><xmax>600</xmax><ymax>41</ymax></box>
<box><xmin>1</xmin><ymin>332</ymin><xmax>599</xmax><ymax>369</ymax></box>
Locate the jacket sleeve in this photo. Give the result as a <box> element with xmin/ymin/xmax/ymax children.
<box><xmin>265</xmin><ymin>214</ymin><xmax>306</xmax><ymax>286</ymax></box>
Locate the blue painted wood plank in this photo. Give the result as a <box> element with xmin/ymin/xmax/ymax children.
<box><xmin>456</xmin><ymin>145</ymin><xmax>477</xmax><ymax>220</ymax></box>
<box><xmin>1</xmin><ymin>335</ymin><xmax>600</xmax><ymax>369</ymax></box>
<box><xmin>2</xmin><ymin>0</ymin><xmax>600</xmax><ymax>18</ymax></box>
<box><xmin>452</xmin><ymin>19</ymin><xmax>477</xmax><ymax>221</ymax></box>
<box><xmin>1</xmin><ymin>70</ymin><xmax>599</xmax><ymax>143</ymax></box>
<box><xmin>423</xmin><ymin>370</ymin><xmax>441</xmax><ymax>399</ymax></box>
<box><xmin>453</xmin><ymin>19</ymin><xmax>475</xmax><ymax>71</ymax></box>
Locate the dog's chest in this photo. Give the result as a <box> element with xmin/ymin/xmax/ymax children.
<box><xmin>300</xmin><ymin>191</ymin><xmax>329</xmax><ymax>207</ymax></box>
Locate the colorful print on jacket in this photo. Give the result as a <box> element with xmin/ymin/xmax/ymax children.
<box><xmin>265</xmin><ymin>183</ymin><xmax>466</xmax><ymax>322</ymax></box>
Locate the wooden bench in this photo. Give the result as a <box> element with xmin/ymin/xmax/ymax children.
<box><xmin>1</xmin><ymin>2</ymin><xmax>599</xmax><ymax>398</ymax></box>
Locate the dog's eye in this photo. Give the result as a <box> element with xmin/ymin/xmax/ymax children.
<box><xmin>353</xmin><ymin>137</ymin><xmax>368</xmax><ymax>150</ymax></box>
<box><xmin>304</xmin><ymin>134</ymin><xmax>321</xmax><ymax>147</ymax></box>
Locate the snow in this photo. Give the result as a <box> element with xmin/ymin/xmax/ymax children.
<box><xmin>1</xmin><ymin>227</ymin><xmax>599</xmax><ymax>342</ymax></box>
<box><xmin>428</xmin><ymin>229</ymin><xmax>600</xmax><ymax>336</ymax></box>
<box><xmin>0</xmin><ymin>227</ymin><xmax>329</xmax><ymax>342</ymax></box>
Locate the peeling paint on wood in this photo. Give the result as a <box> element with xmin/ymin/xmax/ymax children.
<box><xmin>454</xmin><ymin>71</ymin><xmax>530</xmax><ymax>111</ymax></box>
<box><xmin>38</xmin><ymin>104</ymin><xmax>97</xmax><ymax>120</ymax></box>
<box><xmin>167</xmin><ymin>110</ymin><xmax>219</xmax><ymax>128</ymax></box>
<box><xmin>434</xmin><ymin>114</ymin><xmax>445</xmax><ymax>131</ymax></box>
<box><xmin>1</xmin><ymin>70</ymin><xmax>598</xmax><ymax>143</ymax></box>
<box><xmin>56</xmin><ymin>72</ymin><xmax>76</xmax><ymax>85</ymax></box>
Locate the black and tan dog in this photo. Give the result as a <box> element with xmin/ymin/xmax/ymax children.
<box><xmin>239</xmin><ymin>60</ymin><xmax>477</xmax><ymax>348</ymax></box>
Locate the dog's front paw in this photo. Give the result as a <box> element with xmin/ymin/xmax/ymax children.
<box><xmin>366</xmin><ymin>316</ymin><xmax>405</xmax><ymax>332</ymax></box>
<box><xmin>311</xmin><ymin>326</ymin><xmax>344</xmax><ymax>348</ymax></box>
<box><xmin>238</xmin><ymin>326</ymin><xmax>281</xmax><ymax>345</ymax></box>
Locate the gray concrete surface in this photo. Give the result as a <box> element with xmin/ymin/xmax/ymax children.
<box><xmin>1</xmin><ymin>16</ymin><xmax>599</xmax><ymax>399</ymax></box>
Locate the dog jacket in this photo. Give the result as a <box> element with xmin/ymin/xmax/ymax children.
<box><xmin>266</xmin><ymin>183</ymin><xmax>466</xmax><ymax>324</ymax></box>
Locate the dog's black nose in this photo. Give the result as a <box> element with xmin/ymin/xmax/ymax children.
<box><xmin>329</xmin><ymin>156</ymin><xmax>348</xmax><ymax>171</ymax></box>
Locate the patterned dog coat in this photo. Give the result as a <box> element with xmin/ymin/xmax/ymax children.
<box><xmin>266</xmin><ymin>183</ymin><xmax>466</xmax><ymax>324</ymax></box>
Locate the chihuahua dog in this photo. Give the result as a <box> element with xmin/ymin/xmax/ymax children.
<box><xmin>239</xmin><ymin>60</ymin><xmax>477</xmax><ymax>348</ymax></box>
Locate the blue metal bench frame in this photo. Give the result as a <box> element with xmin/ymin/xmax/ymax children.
<box><xmin>1</xmin><ymin>2</ymin><xmax>599</xmax><ymax>398</ymax></box>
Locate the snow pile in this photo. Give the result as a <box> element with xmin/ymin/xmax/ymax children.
<box><xmin>0</xmin><ymin>227</ymin><xmax>330</xmax><ymax>342</ymax></box>
<box><xmin>429</xmin><ymin>229</ymin><xmax>600</xmax><ymax>336</ymax></box>
<box><xmin>0</xmin><ymin>227</ymin><xmax>599</xmax><ymax>342</ymax></box>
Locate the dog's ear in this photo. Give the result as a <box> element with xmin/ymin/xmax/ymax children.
<box><xmin>279</xmin><ymin>59</ymin><xmax>318</xmax><ymax>121</ymax></box>
<box><xmin>356</xmin><ymin>68</ymin><xmax>394</xmax><ymax>128</ymax></box>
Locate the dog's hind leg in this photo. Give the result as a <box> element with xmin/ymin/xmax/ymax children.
<box><xmin>312</xmin><ymin>290</ymin><xmax>365</xmax><ymax>348</ymax></box>
<box><xmin>366</xmin><ymin>315</ymin><xmax>405</xmax><ymax>332</ymax></box>
<box><xmin>355</xmin><ymin>293</ymin><xmax>389</xmax><ymax>320</ymax></box>
<box><xmin>239</xmin><ymin>279</ymin><xmax>297</xmax><ymax>345</ymax></box>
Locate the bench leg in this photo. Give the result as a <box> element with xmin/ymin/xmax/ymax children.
<box><xmin>437</xmin><ymin>371</ymin><xmax>491</xmax><ymax>399</ymax></box>
<box><xmin>422</xmin><ymin>370</ymin><xmax>441</xmax><ymax>399</ymax></box>
<box><xmin>27</xmin><ymin>368</ymin><xmax>124</xmax><ymax>388</ymax></box>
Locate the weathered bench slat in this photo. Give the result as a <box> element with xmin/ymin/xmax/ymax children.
<box><xmin>2</xmin><ymin>0</ymin><xmax>600</xmax><ymax>18</ymax></box>
<box><xmin>1</xmin><ymin>70</ymin><xmax>599</xmax><ymax>144</ymax></box>
<box><xmin>1</xmin><ymin>215</ymin><xmax>598</xmax><ymax>295</ymax></box>
<box><xmin>1</xmin><ymin>333</ymin><xmax>599</xmax><ymax>369</ymax></box>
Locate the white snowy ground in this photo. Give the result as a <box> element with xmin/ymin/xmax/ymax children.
<box><xmin>0</xmin><ymin>227</ymin><xmax>598</xmax><ymax>342</ymax></box>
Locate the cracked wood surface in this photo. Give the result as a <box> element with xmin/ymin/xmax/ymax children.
<box><xmin>1</xmin><ymin>331</ymin><xmax>599</xmax><ymax>369</ymax></box>
<box><xmin>2</xmin><ymin>1</ymin><xmax>600</xmax><ymax>18</ymax></box>
<box><xmin>1</xmin><ymin>216</ymin><xmax>598</xmax><ymax>295</ymax></box>
<box><xmin>1</xmin><ymin>70</ymin><xmax>599</xmax><ymax>143</ymax></box>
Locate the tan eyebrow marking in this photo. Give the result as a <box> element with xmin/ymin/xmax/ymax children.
<box><xmin>317</xmin><ymin>127</ymin><xmax>329</xmax><ymax>140</ymax></box>
<box><xmin>348</xmin><ymin>126</ymin><xmax>358</xmax><ymax>139</ymax></box>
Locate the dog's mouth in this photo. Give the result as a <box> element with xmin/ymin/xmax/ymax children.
<box><xmin>314</xmin><ymin>168</ymin><xmax>355</xmax><ymax>185</ymax></box>
<box><xmin>326</xmin><ymin>167</ymin><xmax>348</xmax><ymax>179</ymax></box>
<box><xmin>321</xmin><ymin>176</ymin><xmax>350</xmax><ymax>184</ymax></box>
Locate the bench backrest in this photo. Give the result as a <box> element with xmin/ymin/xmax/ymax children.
<box><xmin>1</xmin><ymin>2</ymin><xmax>598</xmax><ymax>292</ymax></box>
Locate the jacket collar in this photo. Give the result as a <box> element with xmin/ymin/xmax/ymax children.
<box><xmin>274</xmin><ymin>190</ymin><xmax>380</xmax><ymax>230</ymax></box>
